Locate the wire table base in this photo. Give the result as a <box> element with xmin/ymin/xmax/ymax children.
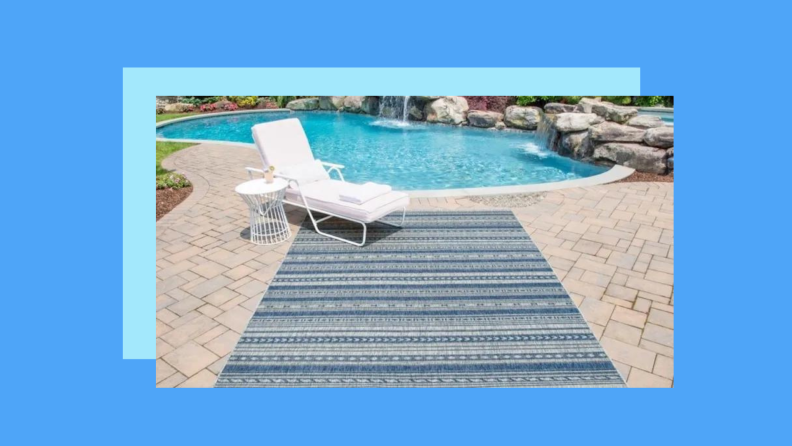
<box><xmin>237</xmin><ymin>182</ymin><xmax>291</xmax><ymax>245</ymax></box>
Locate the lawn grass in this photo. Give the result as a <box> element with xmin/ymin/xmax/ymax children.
<box><xmin>156</xmin><ymin>112</ymin><xmax>198</xmax><ymax>123</ymax></box>
<box><xmin>156</xmin><ymin>141</ymin><xmax>196</xmax><ymax>177</ymax></box>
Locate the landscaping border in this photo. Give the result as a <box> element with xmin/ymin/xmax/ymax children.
<box><xmin>156</xmin><ymin>146</ymin><xmax>210</xmax><ymax>234</ymax></box>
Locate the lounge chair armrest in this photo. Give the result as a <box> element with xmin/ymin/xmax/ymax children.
<box><xmin>319</xmin><ymin>161</ymin><xmax>345</xmax><ymax>169</ymax></box>
<box><xmin>274</xmin><ymin>173</ymin><xmax>314</xmax><ymax>208</ymax></box>
<box><xmin>245</xmin><ymin>167</ymin><xmax>266</xmax><ymax>180</ymax></box>
<box><xmin>274</xmin><ymin>172</ymin><xmax>303</xmax><ymax>190</ymax></box>
<box><xmin>319</xmin><ymin>161</ymin><xmax>346</xmax><ymax>182</ymax></box>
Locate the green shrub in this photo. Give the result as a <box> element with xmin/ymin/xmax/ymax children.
<box><xmin>563</xmin><ymin>96</ymin><xmax>582</xmax><ymax>104</ymax></box>
<box><xmin>274</xmin><ymin>96</ymin><xmax>296</xmax><ymax>108</ymax></box>
<box><xmin>622</xmin><ymin>96</ymin><xmax>675</xmax><ymax>107</ymax></box>
<box><xmin>516</xmin><ymin>96</ymin><xmax>535</xmax><ymax>106</ymax></box>
<box><xmin>633</xmin><ymin>96</ymin><xmax>664</xmax><ymax>107</ymax></box>
<box><xmin>179</xmin><ymin>97</ymin><xmax>202</xmax><ymax>106</ymax></box>
<box><xmin>515</xmin><ymin>96</ymin><xmax>566</xmax><ymax>106</ymax></box>
<box><xmin>229</xmin><ymin>96</ymin><xmax>258</xmax><ymax>108</ymax></box>
<box><xmin>601</xmin><ymin>96</ymin><xmax>632</xmax><ymax>105</ymax></box>
<box><xmin>156</xmin><ymin>173</ymin><xmax>192</xmax><ymax>190</ymax></box>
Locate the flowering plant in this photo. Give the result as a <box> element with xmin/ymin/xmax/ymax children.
<box><xmin>229</xmin><ymin>96</ymin><xmax>258</xmax><ymax>108</ymax></box>
<box><xmin>222</xmin><ymin>102</ymin><xmax>238</xmax><ymax>111</ymax></box>
<box><xmin>156</xmin><ymin>173</ymin><xmax>191</xmax><ymax>189</ymax></box>
<box><xmin>200</xmin><ymin>103</ymin><xmax>216</xmax><ymax>112</ymax></box>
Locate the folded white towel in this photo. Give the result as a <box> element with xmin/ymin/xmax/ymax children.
<box><xmin>339</xmin><ymin>182</ymin><xmax>393</xmax><ymax>204</ymax></box>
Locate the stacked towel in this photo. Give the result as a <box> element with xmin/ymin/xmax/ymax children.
<box><xmin>339</xmin><ymin>182</ymin><xmax>392</xmax><ymax>204</ymax></box>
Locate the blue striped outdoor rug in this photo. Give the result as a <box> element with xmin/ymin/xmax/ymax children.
<box><xmin>215</xmin><ymin>210</ymin><xmax>624</xmax><ymax>387</ymax></box>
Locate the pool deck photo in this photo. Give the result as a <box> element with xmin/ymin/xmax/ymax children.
<box><xmin>156</xmin><ymin>139</ymin><xmax>674</xmax><ymax>388</ymax></box>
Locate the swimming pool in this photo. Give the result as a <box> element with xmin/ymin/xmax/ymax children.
<box><xmin>157</xmin><ymin>111</ymin><xmax>608</xmax><ymax>191</ymax></box>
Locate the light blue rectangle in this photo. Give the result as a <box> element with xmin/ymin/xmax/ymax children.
<box><xmin>124</xmin><ymin>67</ymin><xmax>640</xmax><ymax>359</ymax></box>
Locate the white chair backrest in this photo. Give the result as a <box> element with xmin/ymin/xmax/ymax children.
<box><xmin>251</xmin><ymin>118</ymin><xmax>315</xmax><ymax>169</ymax></box>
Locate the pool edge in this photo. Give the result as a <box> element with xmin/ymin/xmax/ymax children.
<box><xmin>156</xmin><ymin>109</ymin><xmax>292</xmax><ymax>129</ymax></box>
<box><xmin>406</xmin><ymin>165</ymin><xmax>634</xmax><ymax>197</ymax></box>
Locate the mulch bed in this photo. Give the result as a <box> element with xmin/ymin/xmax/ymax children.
<box><xmin>156</xmin><ymin>186</ymin><xmax>193</xmax><ymax>221</ymax></box>
<box><xmin>616</xmin><ymin>171</ymin><xmax>674</xmax><ymax>183</ymax></box>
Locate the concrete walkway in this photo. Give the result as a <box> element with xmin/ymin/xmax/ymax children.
<box><xmin>156</xmin><ymin>143</ymin><xmax>674</xmax><ymax>388</ymax></box>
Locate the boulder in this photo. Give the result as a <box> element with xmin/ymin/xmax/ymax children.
<box><xmin>408</xmin><ymin>105</ymin><xmax>424</xmax><ymax>121</ymax></box>
<box><xmin>163</xmin><ymin>103</ymin><xmax>195</xmax><ymax>113</ymax></box>
<box><xmin>213</xmin><ymin>99</ymin><xmax>234</xmax><ymax>110</ymax></box>
<box><xmin>256</xmin><ymin>97</ymin><xmax>278</xmax><ymax>109</ymax></box>
<box><xmin>467</xmin><ymin>110</ymin><xmax>504</xmax><ymax>128</ymax></box>
<box><xmin>495</xmin><ymin>121</ymin><xmax>507</xmax><ymax>130</ymax></box>
<box><xmin>286</xmin><ymin>98</ymin><xmax>319</xmax><ymax>110</ymax></box>
<box><xmin>593</xmin><ymin>143</ymin><xmax>668</xmax><ymax>174</ymax></box>
<box><xmin>668</xmin><ymin>156</ymin><xmax>674</xmax><ymax>170</ymax></box>
<box><xmin>504</xmin><ymin>106</ymin><xmax>542</xmax><ymax>130</ymax></box>
<box><xmin>575</xmin><ymin>135</ymin><xmax>594</xmax><ymax>158</ymax></box>
<box><xmin>318</xmin><ymin>96</ymin><xmax>346</xmax><ymax>110</ymax></box>
<box><xmin>588</xmin><ymin>122</ymin><xmax>646</xmax><ymax>143</ymax></box>
<box><xmin>554</xmin><ymin>113</ymin><xmax>604</xmax><ymax>132</ymax></box>
<box><xmin>342</xmin><ymin>96</ymin><xmax>380</xmax><ymax>114</ymax></box>
<box><xmin>626</xmin><ymin>115</ymin><xmax>665</xmax><ymax>129</ymax></box>
<box><xmin>643</xmin><ymin>126</ymin><xmax>674</xmax><ymax>148</ymax></box>
<box><xmin>592</xmin><ymin>102</ymin><xmax>638</xmax><ymax>123</ymax></box>
<box><xmin>544</xmin><ymin>103</ymin><xmax>577</xmax><ymax>114</ymax></box>
<box><xmin>362</xmin><ymin>96</ymin><xmax>380</xmax><ymax>115</ymax></box>
<box><xmin>412</xmin><ymin>96</ymin><xmax>442</xmax><ymax>103</ymax></box>
<box><xmin>157</xmin><ymin>96</ymin><xmax>179</xmax><ymax>104</ymax></box>
<box><xmin>575</xmin><ymin>97</ymin><xmax>602</xmax><ymax>113</ymax></box>
<box><xmin>559</xmin><ymin>131</ymin><xmax>589</xmax><ymax>158</ymax></box>
<box><xmin>424</xmin><ymin>96</ymin><xmax>469</xmax><ymax>125</ymax></box>
<box><xmin>342</xmin><ymin>96</ymin><xmax>364</xmax><ymax>112</ymax></box>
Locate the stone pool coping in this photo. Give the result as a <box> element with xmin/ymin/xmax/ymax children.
<box><xmin>407</xmin><ymin>165</ymin><xmax>633</xmax><ymax>197</ymax></box>
<box><xmin>156</xmin><ymin>109</ymin><xmax>634</xmax><ymax>198</ymax></box>
<box><xmin>156</xmin><ymin>108</ymin><xmax>292</xmax><ymax>129</ymax></box>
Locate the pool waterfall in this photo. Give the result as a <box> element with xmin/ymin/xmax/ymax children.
<box><xmin>378</xmin><ymin>96</ymin><xmax>412</xmax><ymax>122</ymax></box>
<box><xmin>535</xmin><ymin>112</ymin><xmax>558</xmax><ymax>149</ymax></box>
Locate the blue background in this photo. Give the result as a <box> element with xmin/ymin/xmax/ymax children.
<box><xmin>3</xmin><ymin>0</ymin><xmax>789</xmax><ymax>444</ymax></box>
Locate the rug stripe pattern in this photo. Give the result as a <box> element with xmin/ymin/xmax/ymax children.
<box><xmin>216</xmin><ymin>211</ymin><xmax>625</xmax><ymax>387</ymax></box>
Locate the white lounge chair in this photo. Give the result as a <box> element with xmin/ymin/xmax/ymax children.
<box><xmin>245</xmin><ymin>118</ymin><xmax>409</xmax><ymax>246</ymax></box>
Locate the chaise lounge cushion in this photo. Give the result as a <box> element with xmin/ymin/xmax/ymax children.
<box><xmin>252</xmin><ymin>119</ymin><xmax>314</xmax><ymax>168</ymax></box>
<box><xmin>285</xmin><ymin>179</ymin><xmax>409</xmax><ymax>223</ymax></box>
<box><xmin>278</xmin><ymin>160</ymin><xmax>330</xmax><ymax>185</ymax></box>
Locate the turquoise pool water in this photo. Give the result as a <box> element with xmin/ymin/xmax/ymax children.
<box><xmin>157</xmin><ymin>111</ymin><xmax>608</xmax><ymax>190</ymax></box>
<box><xmin>638</xmin><ymin>109</ymin><xmax>674</xmax><ymax>125</ymax></box>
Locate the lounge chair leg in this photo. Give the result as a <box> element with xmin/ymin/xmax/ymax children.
<box><xmin>305</xmin><ymin>206</ymin><xmax>367</xmax><ymax>246</ymax></box>
<box><xmin>313</xmin><ymin>221</ymin><xmax>366</xmax><ymax>247</ymax></box>
<box><xmin>378</xmin><ymin>207</ymin><xmax>407</xmax><ymax>228</ymax></box>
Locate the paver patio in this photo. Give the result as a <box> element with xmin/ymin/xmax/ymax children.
<box><xmin>156</xmin><ymin>143</ymin><xmax>674</xmax><ymax>388</ymax></box>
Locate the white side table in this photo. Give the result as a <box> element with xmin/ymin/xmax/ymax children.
<box><xmin>235</xmin><ymin>178</ymin><xmax>291</xmax><ymax>245</ymax></box>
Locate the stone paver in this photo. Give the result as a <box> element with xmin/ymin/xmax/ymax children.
<box><xmin>156</xmin><ymin>143</ymin><xmax>674</xmax><ymax>388</ymax></box>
